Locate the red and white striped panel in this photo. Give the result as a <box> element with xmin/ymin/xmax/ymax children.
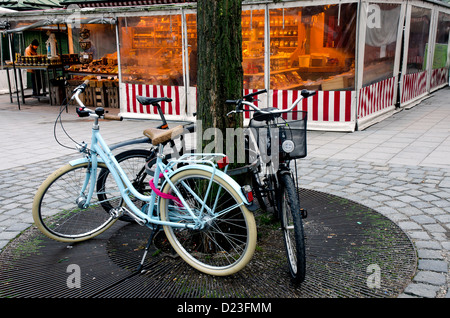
<box><xmin>401</xmin><ymin>71</ymin><xmax>427</xmax><ymax>104</ymax></box>
<box><xmin>123</xmin><ymin>83</ymin><xmax>184</xmax><ymax>116</ymax></box>
<box><xmin>358</xmin><ymin>76</ymin><xmax>396</xmax><ymax>119</ymax></box>
<box><xmin>430</xmin><ymin>67</ymin><xmax>449</xmax><ymax>90</ymax></box>
<box><xmin>269</xmin><ymin>89</ymin><xmax>355</xmax><ymax>123</ymax></box>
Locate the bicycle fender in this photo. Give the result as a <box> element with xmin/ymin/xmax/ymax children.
<box><xmin>165</xmin><ymin>164</ymin><xmax>251</xmax><ymax>206</ymax></box>
<box><xmin>69</xmin><ymin>157</ymin><xmax>105</xmax><ymax>166</ymax></box>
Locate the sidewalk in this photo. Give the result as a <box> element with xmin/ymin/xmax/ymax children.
<box><xmin>0</xmin><ymin>88</ymin><xmax>449</xmax><ymax>298</ymax></box>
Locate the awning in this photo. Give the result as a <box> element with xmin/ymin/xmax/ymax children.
<box><xmin>0</xmin><ymin>0</ymin><xmax>62</xmax><ymax>11</ymax></box>
<box><xmin>4</xmin><ymin>16</ymin><xmax>116</xmax><ymax>32</ymax></box>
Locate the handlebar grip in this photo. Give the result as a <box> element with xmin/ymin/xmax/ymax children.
<box><xmin>72</xmin><ymin>79</ymin><xmax>90</xmax><ymax>94</ymax></box>
<box><xmin>301</xmin><ymin>89</ymin><xmax>316</xmax><ymax>98</ymax></box>
<box><xmin>103</xmin><ymin>114</ymin><xmax>123</xmax><ymax>121</ymax></box>
<box><xmin>244</xmin><ymin>89</ymin><xmax>267</xmax><ymax>101</ymax></box>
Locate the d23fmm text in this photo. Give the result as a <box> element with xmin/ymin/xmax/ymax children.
<box><xmin>177</xmin><ymin>302</ymin><xmax>271</xmax><ymax>315</ymax></box>
<box><xmin>222</xmin><ymin>302</ymin><xmax>271</xmax><ymax>313</ymax></box>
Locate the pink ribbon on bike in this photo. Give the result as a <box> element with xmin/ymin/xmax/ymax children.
<box><xmin>149</xmin><ymin>172</ymin><xmax>183</xmax><ymax>207</ymax></box>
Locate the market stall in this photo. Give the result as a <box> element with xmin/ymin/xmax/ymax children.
<box><xmin>1</xmin><ymin>0</ymin><xmax>449</xmax><ymax>131</ymax></box>
<box><xmin>399</xmin><ymin>1</ymin><xmax>450</xmax><ymax>109</ymax></box>
<box><xmin>65</xmin><ymin>20</ymin><xmax>119</xmax><ymax>108</ymax></box>
<box><xmin>2</xmin><ymin>16</ymin><xmax>119</xmax><ymax>108</ymax></box>
<box><xmin>116</xmin><ymin>1</ymin><xmax>359</xmax><ymax>131</ymax></box>
<box><xmin>115</xmin><ymin>0</ymin><xmax>449</xmax><ymax>131</ymax></box>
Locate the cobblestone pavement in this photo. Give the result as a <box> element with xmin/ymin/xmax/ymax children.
<box><xmin>0</xmin><ymin>88</ymin><xmax>449</xmax><ymax>298</ymax></box>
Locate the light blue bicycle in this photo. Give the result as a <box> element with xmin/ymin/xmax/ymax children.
<box><xmin>32</xmin><ymin>81</ymin><xmax>257</xmax><ymax>276</ymax></box>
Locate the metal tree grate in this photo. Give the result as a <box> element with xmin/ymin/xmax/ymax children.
<box><xmin>0</xmin><ymin>189</ymin><xmax>416</xmax><ymax>298</ymax></box>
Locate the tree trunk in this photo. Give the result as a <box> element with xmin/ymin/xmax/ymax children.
<box><xmin>197</xmin><ymin>0</ymin><xmax>244</xmax><ymax>165</ymax></box>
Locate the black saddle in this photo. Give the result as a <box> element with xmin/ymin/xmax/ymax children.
<box><xmin>136</xmin><ymin>96</ymin><xmax>172</xmax><ymax>106</ymax></box>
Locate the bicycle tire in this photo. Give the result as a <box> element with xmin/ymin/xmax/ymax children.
<box><xmin>266</xmin><ymin>172</ymin><xmax>280</xmax><ymax>219</ymax></box>
<box><xmin>251</xmin><ymin>171</ymin><xmax>267</xmax><ymax>211</ymax></box>
<box><xmin>279</xmin><ymin>173</ymin><xmax>306</xmax><ymax>284</ymax></box>
<box><xmin>97</xmin><ymin>149</ymin><xmax>153</xmax><ymax>222</ymax></box>
<box><xmin>159</xmin><ymin>169</ymin><xmax>257</xmax><ymax>276</ymax></box>
<box><xmin>32</xmin><ymin>163</ymin><xmax>118</xmax><ymax>243</ymax></box>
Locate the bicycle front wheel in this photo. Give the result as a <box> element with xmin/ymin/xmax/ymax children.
<box><xmin>159</xmin><ymin>169</ymin><xmax>257</xmax><ymax>276</ymax></box>
<box><xmin>32</xmin><ymin>163</ymin><xmax>119</xmax><ymax>243</ymax></box>
<box><xmin>279</xmin><ymin>173</ymin><xmax>306</xmax><ymax>284</ymax></box>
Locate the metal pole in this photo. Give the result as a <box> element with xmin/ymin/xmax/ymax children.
<box><xmin>9</xmin><ymin>32</ymin><xmax>20</xmax><ymax>110</ymax></box>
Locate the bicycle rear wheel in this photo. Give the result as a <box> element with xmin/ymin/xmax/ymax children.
<box><xmin>279</xmin><ymin>173</ymin><xmax>306</xmax><ymax>284</ymax></box>
<box><xmin>159</xmin><ymin>169</ymin><xmax>257</xmax><ymax>276</ymax></box>
<box><xmin>97</xmin><ymin>149</ymin><xmax>153</xmax><ymax>222</ymax></box>
<box><xmin>32</xmin><ymin>163</ymin><xmax>119</xmax><ymax>243</ymax></box>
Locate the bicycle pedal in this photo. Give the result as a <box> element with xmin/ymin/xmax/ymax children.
<box><xmin>300</xmin><ymin>208</ymin><xmax>307</xmax><ymax>219</ymax></box>
<box><xmin>109</xmin><ymin>207</ymin><xmax>124</xmax><ymax>219</ymax></box>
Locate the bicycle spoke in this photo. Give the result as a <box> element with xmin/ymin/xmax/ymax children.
<box><xmin>160</xmin><ymin>170</ymin><xmax>256</xmax><ymax>274</ymax></box>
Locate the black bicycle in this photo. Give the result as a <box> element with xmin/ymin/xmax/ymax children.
<box><xmin>226</xmin><ymin>89</ymin><xmax>314</xmax><ymax>284</ymax></box>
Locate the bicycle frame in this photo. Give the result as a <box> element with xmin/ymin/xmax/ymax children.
<box><xmin>70</xmin><ymin>115</ymin><xmax>250</xmax><ymax>232</ymax></box>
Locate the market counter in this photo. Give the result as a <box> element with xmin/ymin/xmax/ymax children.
<box><xmin>5</xmin><ymin>63</ymin><xmax>64</xmax><ymax>107</ymax></box>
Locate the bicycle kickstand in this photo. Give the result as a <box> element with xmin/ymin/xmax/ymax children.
<box><xmin>137</xmin><ymin>225</ymin><xmax>160</xmax><ymax>273</ymax></box>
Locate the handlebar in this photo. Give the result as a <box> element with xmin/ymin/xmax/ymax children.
<box><xmin>72</xmin><ymin>80</ymin><xmax>123</xmax><ymax>121</ymax></box>
<box><xmin>225</xmin><ymin>89</ymin><xmax>267</xmax><ymax>107</ymax></box>
<box><xmin>226</xmin><ymin>89</ymin><xmax>316</xmax><ymax>117</ymax></box>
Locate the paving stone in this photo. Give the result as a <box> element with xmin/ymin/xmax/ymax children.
<box><xmin>397</xmin><ymin>195</ymin><xmax>420</xmax><ymax>203</ymax></box>
<box><xmin>415</xmin><ymin>241</ymin><xmax>442</xmax><ymax>250</ymax></box>
<box><xmin>408</xmin><ymin>232</ymin><xmax>431</xmax><ymax>240</ymax></box>
<box><xmin>423</xmin><ymin>224</ymin><xmax>447</xmax><ymax>233</ymax></box>
<box><xmin>434</xmin><ymin>214</ymin><xmax>450</xmax><ymax>223</ymax></box>
<box><xmin>417</xmin><ymin>249</ymin><xmax>444</xmax><ymax>260</ymax></box>
<box><xmin>418</xmin><ymin>260</ymin><xmax>448</xmax><ymax>273</ymax></box>
<box><xmin>399</xmin><ymin>221</ymin><xmax>422</xmax><ymax>230</ymax></box>
<box><xmin>413</xmin><ymin>271</ymin><xmax>447</xmax><ymax>286</ymax></box>
<box><xmin>404</xmin><ymin>283</ymin><xmax>441</xmax><ymax>298</ymax></box>
<box><xmin>439</xmin><ymin>177</ymin><xmax>450</xmax><ymax>188</ymax></box>
<box><xmin>411</xmin><ymin>215</ymin><xmax>437</xmax><ymax>224</ymax></box>
<box><xmin>0</xmin><ymin>231</ymin><xmax>20</xmax><ymax>240</ymax></box>
<box><xmin>385</xmin><ymin>200</ymin><xmax>408</xmax><ymax>208</ymax></box>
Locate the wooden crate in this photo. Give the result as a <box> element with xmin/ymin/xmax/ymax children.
<box><xmin>85</xmin><ymin>86</ymin><xmax>107</xmax><ymax>108</ymax></box>
<box><xmin>65</xmin><ymin>85</ymin><xmax>86</xmax><ymax>106</ymax></box>
<box><xmin>49</xmin><ymin>84</ymin><xmax>66</xmax><ymax>106</ymax></box>
<box><xmin>106</xmin><ymin>86</ymin><xmax>119</xmax><ymax>108</ymax></box>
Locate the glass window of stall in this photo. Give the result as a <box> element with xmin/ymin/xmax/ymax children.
<box><xmin>118</xmin><ymin>15</ymin><xmax>184</xmax><ymax>86</ymax></box>
<box><xmin>242</xmin><ymin>8</ymin><xmax>266</xmax><ymax>90</ymax></box>
<box><xmin>406</xmin><ymin>6</ymin><xmax>431</xmax><ymax>74</ymax></box>
<box><xmin>362</xmin><ymin>3</ymin><xmax>401</xmax><ymax>87</ymax></box>
<box><xmin>70</xmin><ymin>24</ymin><xmax>117</xmax><ymax>60</ymax></box>
<box><xmin>269</xmin><ymin>3</ymin><xmax>357</xmax><ymax>91</ymax></box>
<box><xmin>432</xmin><ymin>12</ymin><xmax>450</xmax><ymax>70</ymax></box>
<box><xmin>186</xmin><ymin>9</ymin><xmax>265</xmax><ymax>89</ymax></box>
<box><xmin>185</xmin><ymin>9</ymin><xmax>266</xmax><ymax>90</ymax></box>
<box><xmin>67</xmin><ymin>23</ymin><xmax>117</xmax><ymax>73</ymax></box>
<box><xmin>186</xmin><ymin>13</ymin><xmax>197</xmax><ymax>87</ymax></box>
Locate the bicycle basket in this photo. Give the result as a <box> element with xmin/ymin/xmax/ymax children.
<box><xmin>249</xmin><ymin>111</ymin><xmax>307</xmax><ymax>161</ymax></box>
<box><xmin>277</xmin><ymin>111</ymin><xmax>307</xmax><ymax>159</ymax></box>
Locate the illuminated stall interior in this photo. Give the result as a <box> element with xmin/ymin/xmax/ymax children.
<box><xmin>64</xmin><ymin>22</ymin><xmax>119</xmax><ymax>107</ymax></box>
<box><xmin>118</xmin><ymin>15</ymin><xmax>184</xmax><ymax>86</ymax></box>
<box><xmin>117</xmin><ymin>3</ymin><xmax>357</xmax><ymax>92</ymax></box>
<box><xmin>66</xmin><ymin>23</ymin><xmax>118</xmax><ymax>79</ymax></box>
<box><xmin>267</xmin><ymin>4</ymin><xmax>356</xmax><ymax>91</ymax></box>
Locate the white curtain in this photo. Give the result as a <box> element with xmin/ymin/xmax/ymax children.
<box><xmin>365</xmin><ymin>5</ymin><xmax>400</xmax><ymax>47</ymax></box>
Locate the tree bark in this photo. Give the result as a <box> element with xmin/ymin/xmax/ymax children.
<box><xmin>196</xmin><ymin>0</ymin><xmax>244</xmax><ymax>165</ymax></box>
